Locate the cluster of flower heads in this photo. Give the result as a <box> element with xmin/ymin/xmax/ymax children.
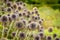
<box><xmin>0</xmin><ymin>0</ymin><xmax>60</xmax><ymax>40</ymax></box>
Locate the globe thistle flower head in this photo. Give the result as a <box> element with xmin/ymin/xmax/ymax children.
<box><xmin>16</xmin><ymin>2</ymin><xmax>20</xmax><ymax>5</ymax></box>
<box><xmin>55</xmin><ymin>37</ymin><xmax>60</xmax><ymax>40</ymax></box>
<box><xmin>19</xmin><ymin>32</ymin><xmax>26</xmax><ymax>39</ymax></box>
<box><xmin>19</xmin><ymin>13</ymin><xmax>22</xmax><ymax>17</ymax></box>
<box><xmin>15</xmin><ymin>21</ymin><xmax>24</xmax><ymax>29</ymax></box>
<box><xmin>11</xmin><ymin>14</ymin><xmax>17</xmax><ymax>20</ymax></box>
<box><xmin>48</xmin><ymin>27</ymin><xmax>53</xmax><ymax>32</ymax></box>
<box><xmin>46</xmin><ymin>36</ymin><xmax>52</xmax><ymax>40</ymax></box>
<box><xmin>1</xmin><ymin>15</ymin><xmax>8</xmax><ymax>23</ymax></box>
<box><xmin>34</xmin><ymin>35</ymin><xmax>40</xmax><ymax>40</ymax></box>
<box><xmin>34</xmin><ymin>10</ymin><xmax>38</xmax><ymax>14</ymax></box>
<box><xmin>53</xmin><ymin>33</ymin><xmax>57</xmax><ymax>38</ymax></box>
<box><xmin>33</xmin><ymin>7</ymin><xmax>38</xmax><ymax>11</ymax></box>
<box><xmin>6</xmin><ymin>1</ymin><xmax>12</xmax><ymax>7</ymax></box>
<box><xmin>13</xmin><ymin>4</ymin><xmax>17</xmax><ymax>9</ymax></box>
<box><xmin>11</xmin><ymin>32</ymin><xmax>16</xmax><ymax>37</ymax></box>
<box><xmin>7</xmin><ymin>14</ymin><xmax>10</xmax><ymax>16</ymax></box>
<box><xmin>39</xmin><ymin>32</ymin><xmax>44</xmax><ymax>38</ymax></box>
<box><xmin>28</xmin><ymin>22</ymin><xmax>37</xmax><ymax>30</ymax></box>
<box><xmin>7</xmin><ymin>7</ymin><xmax>12</xmax><ymax>12</ymax></box>
<box><xmin>18</xmin><ymin>6</ymin><xmax>22</xmax><ymax>11</ymax></box>
<box><xmin>19</xmin><ymin>1</ymin><xmax>23</xmax><ymax>5</ymax></box>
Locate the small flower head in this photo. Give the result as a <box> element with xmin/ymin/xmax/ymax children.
<box><xmin>18</xmin><ymin>6</ymin><xmax>21</xmax><ymax>10</ymax></box>
<box><xmin>11</xmin><ymin>14</ymin><xmax>17</xmax><ymax>20</ymax></box>
<box><xmin>1</xmin><ymin>15</ymin><xmax>8</xmax><ymax>22</ymax></box>
<box><xmin>11</xmin><ymin>32</ymin><xmax>16</xmax><ymax>37</ymax></box>
<box><xmin>6</xmin><ymin>2</ymin><xmax>12</xmax><ymax>7</ymax></box>
<box><xmin>34</xmin><ymin>10</ymin><xmax>38</xmax><ymax>14</ymax></box>
<box><xmin>48</xmin><ymin>27</ymin><xmax>53</xmax><ymax>32</ymax></box>
<box><xmin>34</xmin><ymin>35</ymin><xmax>40</xmax><ymax>40</ymax></box>
<box><xmin>39</xmin><ymin>32</ymin><xmax>44</xmax><ymax>38</ymax></box>
<box><xmin>46</xmin><ymin>36</ymin><xmax>52</xmax><ymax>40</ymax></box>
<box><xmin>7</xmin><ymin>7</ymin><xmax>12</xmax><ymax>12</ymax></box>
<box><xmin>19</xmin><ymin>32</ymin><xmax>26</xmax><ymax>39</ymax></box>
<box><xmin>28</xmin><ymin>22</ymin><xmax>37</xmax><ymax>30</ymax></box>
<box><xmin>55</xmin><ymin>37</ymin><xmax>60</xmax><ymax>40</ymax></box>
<box><xmin>13</xmin><ymin>4</ymin><xmax>17</xmax><ymax>9</ymax></box>
<box><xmin>53</xmin><ymin>33</ymin><xmax>57</xmax><ymax>38</ymax></box>
<box><xmin>15</xmin><ymin>21</ymin><xmax>24</xmax><ymax>29</ymax></box>
<box><xmin>19</xmin><ymin>13</ymin><xmax>22</xmax><ymax>17</ymax></box>
<box><xmin>33</xmin><ymin>7</ymin><xmax>38</xmax><ymax>11</ymax></box>
<box><xmin>19</xmin><ymin>1</ymin><xmax>23</xmax><ymax>5</ymax></box>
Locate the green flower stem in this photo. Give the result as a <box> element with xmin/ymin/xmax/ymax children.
<box><xmin>7</xmin><ymin>21</ymin><xmax>14</xmax><ymax>37</ymax></box>
<box><xmin>13</xmin><ymin>30</ymin><xmax>19</xmax><ymax>40</ymax></box>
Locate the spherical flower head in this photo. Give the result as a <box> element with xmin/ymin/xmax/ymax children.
<box><xmin>18</xmin><ymin>6</ymin><xmax>21</xmax><ymax>10</ymax></box>
<box><xmin>19</xmin><ymin>13</ymin><xmax>22</xmax><ymax>17</ymax></box>
<box><xmin>33</xmin><ymin>7</ymin><xmax>38</xmax><ymax>11</ymax></box>
<box><xmin>19</xmin><ymin>32</ymin><xmax>26</xmax><ymax>39</ymax></box>
<box><xmin>53</xmin><ymin>33</ymin><xmax>57</xmax><ymax>38</ymax></box>
<box><xmin>48</xmin><ymin>27</ymin><xmax>53</xmax><ymax>32</ymax></box>
<box><xmin>7</xmin><ymin>7</ymin><xmax>12</xmax><ymax>12</ymax></box>
<box><xmin>15</xmin><ymin>21</ymin><xmax>24</xmax><ymax>29</ymax></box>
<box><xmin>39</xmin><ymin>32</ymin><xmax>44</xmax><ymax>38</ymax></box>
<box><xmin>55</xmin><ymin>37</ymin><xmax>60</xmax><ymax>40</ymax></box>
<box><xmin>46</xmin><ymin>36</ymin><xmax>52</xmax><ymax>40</ymax></box>
<box><xmin>19</xmin><ymin>1</ymin><xmax>23</xmax><ymax>5</ymax></box>
<box><xmin>11</xmin><ymin>32</ymin><xmax>16</xmax><ymax>37</ymax></box>
<box><xmin>6</xmin><ymin>1</ymin><xmax>12</xmax><ymax>7</ymax></box>
<box><xmin>13</xmin><ymin>4</ymin><xmax>17</xmax><ymax>9</ymax></box>
<box><xmin>11</xmin><ymin>14</ymin><xmax>17</xmax><ymax>20</ymax></box>
<box><xmin>29</xmin><ymin>22</ymin><xmax>37</xmax><ymax>30</ymax></box>
<box><xmin>34</xmin><ymin>35</ymin><xmax>40</xmax><ymax>40</ymax></box>
<box><xmin>1</xmin><ymin>15</ymin><xmax>8</xmax><ymax>22</ymax></box>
